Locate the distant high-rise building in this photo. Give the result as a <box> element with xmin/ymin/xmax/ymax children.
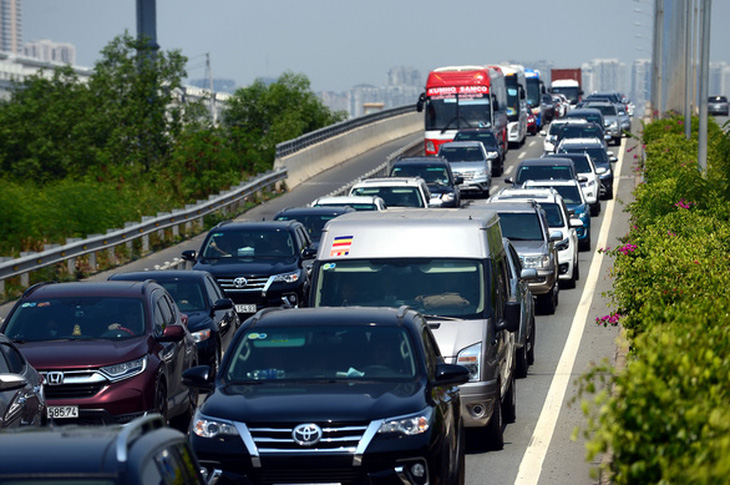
<box><xmin>188</xmin><ymin>78</ymin><xmax>237</xmax><ymax>94</ymax></box>
<box><xmin>709</xmin><ymin>62</ymin><xmax>729</xmax><ymax>97</ymax></box>
<box><xmin>631</xmin><ymin>59</ymin><xmax>651</xmax><ymax>110</ymax></box>
<box><xmin>23</xmin><ymin>39</ymin><xmax>76</xmax><ymax>65</ymax></box>
<box><xmin>387</xmin><ymin>66</ymin><xmax>421</xmax><ymax>87</ymax></box>
<box><xmin>0</xmin><ymin>0</ymin><xmax>21</xmax><ymax>54</ymax></box>
<box><xmin>583</xmin><ymin>59</ymin><xmax>626</xmax><ymax>94</ymax></box>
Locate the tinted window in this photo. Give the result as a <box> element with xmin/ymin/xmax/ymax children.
<box><xmin>313</xmin><ymin>259</ymin><xmax>488</xmax><ymax>319</ymax></box>
<box><xmin>4</xmin><ymin>297</ymin><xmax>146</xmax><ymax>341</ymax></box>
<box><xmin>438</xmin><ymin>145</ymin><xmax>486</xmax><ymax>162</ymax></box>
<box><xmin>159</xmin><ymin>281</ymin><xmax>206</xmax><ymax>313</ymax></box>
<box><xmin>351</xmin><ymin>187</ymin><xmax>423</xmax><ymax>208</ymax></box>
<box><xmin>516</xmin><ymin>165</ymin><xmax>574</xmax><ymax>184</ymax></box>
<box><xmin>497</xmin><ymin>212</ymin><xmax>544</xmax><ymax>241</ymax></box>
<box><xmin>202</xmin><ymin>229</ymin><xmax>295</xmax><ymax>260</ymax></box>
<box><xmin>540</xmin><ymin>203</ymin><xmax>565</xmax><ymax>227</ymax></box>
<box><xmin>391</xmin><ymin>165</ymin><xmax>451</xmax><ymax>185</ymax></box>
<box><xmin>1</xmin><ymin>344</ymin><xmax>26</xmax><ymax>373</ymax></box>
<box><xmin>454</xmin><ymin>131</ymin><xmax>497</xmax><ymax>147</ymax></box>
<box><xmin>204</xmin><ymin>275</ymin><xmax>224</xmax><ymax>301</ymax></box>
<box><xmin>225</xmin><ymin>325</ymin><xmax>418</xmax><ymax>382</ymax></box>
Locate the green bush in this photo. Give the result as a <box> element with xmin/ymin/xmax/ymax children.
<box><xmin>583</xmin><ymin>116</ymin><xmax>730</xmax><ymax>483</ymax></box>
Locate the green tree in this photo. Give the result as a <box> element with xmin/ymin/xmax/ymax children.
<box><xmin>222</xmin><ymin>71</ymin><xmax>347</xmax><ymax>172</ymax></box>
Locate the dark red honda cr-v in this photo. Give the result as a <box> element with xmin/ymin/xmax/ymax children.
<box><xmin>1</xmin><ymin>280</ymin><xmax>198</xmax><ymax>426</ymax></box>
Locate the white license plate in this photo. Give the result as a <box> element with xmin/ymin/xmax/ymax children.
<box><xmin>47</xmin><ymin>405</ymin><xmax>79</xmax><ymax>419</ymax></box>
<box><xmin>235</xmin><ymin>304</ymin><xmax>258</xmax><ymax>314</ymax></box>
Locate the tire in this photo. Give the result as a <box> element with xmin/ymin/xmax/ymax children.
<box><xmin>573</xmin><ymin>258</ymin><xmax>580</xmax><ymax>281</ymax></box>
<box><xmin>170</xmin><ymin>386</ymin><xmax>197</xmax><ymax>432</ymax></box>
<box><xmin>502</xmin><ymin>374</ymin><xmax>517</xmax><ymax>424</ymax></box>
<box><xmin>537</xmin><ymin>285</ymin><xmax>557</xmax><ymax>315</ymax></box>
<box><xmin>516</xmin><ymin>345</ymin><xmax>528</xmax><ymax>378</ymax></box>
<box><xmin>590</xmin><ymin>201</ymin><xmax>601</xmax><ymax>217</ymax></box>
<box><xmin>155</xmin><ymin>380</ymin><xmax>168</xmax><ymax>423</ymax></box>
<box><xmin>579</xmin><ymin>232</ymin><xmax>591</xmax><ymax>252</ymax></box>
<box><xmin>607</xmin><ymin>185</ymin><xmax>614</xmax><ymax>200</ymax></box>
<box><xmin>483</xmin><ymin>397</ymin><xmax>504</xmax><ymax>451</ymax></box>
<box><xmin>527</xmin><ymin>316</ymin><xmax>536</xmax><ymax>365</ymax></box>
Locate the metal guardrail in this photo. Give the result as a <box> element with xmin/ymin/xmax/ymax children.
<box><xmin>275</xmin><ymin>105</ymin><xmax>416</xmax><ymax>158</ymax></box>
<box><xmin>0</xmin><ymin>169</ymin><xmax>287</xmax><ymax>293</ymax></box>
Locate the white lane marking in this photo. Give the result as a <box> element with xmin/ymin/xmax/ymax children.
<box><xmin>528</xmin><ymin>140</ymin><xmax>537</xmax><ymax>147</ymax></box>
<box><xmin>504</xmin><ymin>164</ymin><xmax>514</xmax><ymax>177</ymax></box>
<box><xmin>518</xmin><ymin>151</ymin><xmax>527</xmax><ymax>159</ymax></box>
<box><xmin>513</xmin><ymin>141</ymin><xmax>627</xmax><ymax>485</ymax></box>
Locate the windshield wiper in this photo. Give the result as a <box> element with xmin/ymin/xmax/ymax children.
<box><xmin>422</xmin><ymin>314</ymin><xmax>463</xmax><ymax>321</ymax></box>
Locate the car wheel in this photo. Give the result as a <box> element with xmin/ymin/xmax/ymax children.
<box><xmin>483</xmin><ymin>396</ymin><xmax>504</xmax><ymax>451</ymax></box>
<box><xmin>537</xmin><ymin>292</ymin><xmax>555</xmax><ymax>315</ymax></box>
<box><xmin>527</xmin><ymin>315</ymin><xmax>536</xmax><ymax>365</ymax></box>
<box><xmin>516</xmin><ymin>344</ymin><xmax>528</xmax><ymax>378</ymax></box>
<box><xmin>155</xmin><ymin>380</ymin><xmax>168</xmax><ymax>423</ymax></box>
<box><xmin>590</xmin><ymin>201</ymin><xmax>601</xmax><ymax>217</ymax></box>
<box><xmin>563</xmin><ymin>268</ymin><xmax>577</xmax><ymax>289</ymax></box>
<box><xmin>579</xmin><ymin>233</ymin><xmax>591</xmax><ymax>252</ymax></box>
<box><xmin>573</xmin><ymin>258</ymin><xmax>580</xmax><ymax>282</ymax></box>
<box><xmin>170</xmin><ymin>385</ymin><xmax>197</xmax><ymax>432</ymax></box>
<box><xmin>502</xmin><ymin>374</ymin><xmax>517</xmax><ymax>424</ymax></box>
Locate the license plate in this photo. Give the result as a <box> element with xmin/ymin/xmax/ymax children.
<box><xmin>235</xmin><ymin>304</ymin><xmax>258</xmax><ymax>314</ymax></box>
<box><xmin>47</xmin><ymin>405</ymin><xmax>79</xmax><ymax>419</ymax></box>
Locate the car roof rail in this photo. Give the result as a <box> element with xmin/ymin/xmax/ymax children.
<box><xmin>214</xmin><ymin>220</ymin><xmax>234</xmax><ymax>229</ymax></box>
<box><xmin>21</xmin><ymin>281</ymin><xmax>57</xmax><ymax>298</ymax></box>
<box><xmin>396</xmin><ymin>305</ymin><xmax>410</xmax><ymax>320</ymax></box>
<box><xmin>115</xmin><ymin>413</ymin><xmax>166</xmax><ymax>463</ymax></box>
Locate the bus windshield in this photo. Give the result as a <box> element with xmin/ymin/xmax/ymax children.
<box><xmin>505</xmin><ymin>78</ymin><xmax>521</xmax><ymax>121</ymax></box>
<box><xmin>425</xmin><ymin>93</ymin><xmax>493</xmax><ymax>131</ymax></box>
<box><xmin>526</xmin><ymin>78</ymin><xmax>541</xmax><ymax>108</ymax></box>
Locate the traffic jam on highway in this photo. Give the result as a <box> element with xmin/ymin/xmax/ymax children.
<box><xmin>0</xmin><ymin>64</ymin><xmax>635</xmax><ymax>484</ymax></box>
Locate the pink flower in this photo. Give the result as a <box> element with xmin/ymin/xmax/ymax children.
<box><xmin>668</xmin><ymin>231</ymin><xmax>676</xmax><ymax>236</ymax></box>
<box><xmin>674</xmin><ymin>199</ymin><xmax>694</xmax><ymax>209</ymax></box>
<box><xmin>595</xmin><ymin>312</ymin><xmax>623</xmax><ymax>327</ymax></box>
<box><xmin>618</xmin><ymin>243</ymin><xmax>638</xmax><ymax>256</ymax></box>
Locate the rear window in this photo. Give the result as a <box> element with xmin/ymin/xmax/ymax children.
<box><xmin>516</xmin><ymin>165</ymin><xmax>573</xmax><ymax>184</ymax></box>
<box><xmin>709</xmin><ymin>96</ymin><xmax>727</xmax><ymax>102</ymax></box>
<box><xmin>350</xmin><ymin>187</ymin><xmax>423</xmax><ymax>208</ymax></box>
<box><xmin>391</xmin><ymin>165</ymin><xmax>450</xmax><ymax>185</ymax></box>
<box><xmin>438</xmin><ymin>145</ymin><xmax>485</xmax><ymax>162</ymax></box>
<box><xmin>497</xmin><ymin>212</ymin><xmax>544</xmax><ymax>241</ymax></box>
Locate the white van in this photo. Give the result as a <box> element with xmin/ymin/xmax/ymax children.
<box><xmin>308</xmin><ymin>209</ymin><xmax>521</xmax><ymax>450</ymax></box>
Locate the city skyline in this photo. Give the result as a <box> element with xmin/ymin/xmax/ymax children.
<box><xmin>19</xmin><ymin>0</ymin><xmax>730</xmax><ymax>95</ymax></box>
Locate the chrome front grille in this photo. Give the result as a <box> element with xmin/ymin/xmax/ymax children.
<box><xmin>42</xmin><ymin>370</ymin><xmax>107</xmax><ymax>399</ymax></box>
<box><xmin>216</xmin><ymin>275</ymin><xmax>270</xmax><ymax>292</ymax></box>
<box><xmin>249</xmin><ymin>422</ymin><xmax>368</xmax><ymax>453</ymax></box>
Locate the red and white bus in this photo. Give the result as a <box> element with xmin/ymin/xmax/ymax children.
<box><xmin>417</xmin><ymin>65</ymin><xmax>508</xmax><ymax>155</ymax></box>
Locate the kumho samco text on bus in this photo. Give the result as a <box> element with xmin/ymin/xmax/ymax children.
<box><xmin>417</xmin><ymin>65</ymin><xmax>508</xmax><ymax>156</ymax></box>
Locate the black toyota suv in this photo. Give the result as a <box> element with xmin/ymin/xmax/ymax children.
<box><xmin>389</xmin><ymin>156</ymin><xmax>463</xmax><ymax>208</ymax></box>
<box><xmin>0</xmin><ymin>414</ymin><xmax>207</xmax><ymax>484</ymax></box>
<box><xmin>182</xmin><ymin>220</ymin><xmax>317</xmax><ymax>317</ymax></box>
<box><xmin>183</xmin><ymin>306</ymin><xmax>470</xmax><ymax>484</ymax></box>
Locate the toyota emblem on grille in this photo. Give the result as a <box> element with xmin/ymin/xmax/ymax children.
<box><xmin>233</xmin><ymin>277</ymin><xmax>248</xmax><ymax>288</ymax></box>
<box><xmin>46</xmin><ymin>371</ymin><xmax>65</xmax><ymax>385</ymax></box>
<box><xmin>292</xmin><ymin>423</ymin><xmax>322</xmax><ymax>446</ymax></box>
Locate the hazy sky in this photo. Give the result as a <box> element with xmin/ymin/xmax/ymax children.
<box><xmin>22</xmin><ymin>0</ymin><xmax>730</xmax><ymax>93</ymax></box>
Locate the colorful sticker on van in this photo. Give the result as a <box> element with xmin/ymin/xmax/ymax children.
<box><xmin>330</xmin><ymin>235</ymin><xmax>353</xmax><ymax>257</ymax></box>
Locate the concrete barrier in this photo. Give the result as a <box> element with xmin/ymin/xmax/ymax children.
<box><xmin>274</xmin><ymin>111</ymin><xmax>422</xmax><ymax>189</ymax></box>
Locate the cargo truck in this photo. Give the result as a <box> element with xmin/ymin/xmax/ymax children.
<box><xmin>550</xmin><ymin>68</ymin><xmax>583</xmax><ymax>108</ymax></box>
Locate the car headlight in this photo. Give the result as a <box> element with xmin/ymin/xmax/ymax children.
<box><xmin>596</xmin><ymin>167</ymin><xmax>608</xmax><ymax>175</ymax></box>
<box><xmin>441</xmin><ymin>192</ymin><xmax>455</xmax><ymax>202</ymax></box>
<box><xmin>273</xmin><ymin>271</ymin><xmax>300</xmax><ymax>284</ymax></box>
<box><xmin>191</xmin><ymin>329</ymin><xmax>212</xmax><ymax>343</ymax></box>
<box><xmin>486</xmin><ymin>151</ymin><xmax>499</xmax><ymax>159</ymax></box>
<box><xmin>556</xmin><ymin>238</ymin><xmax>570</xmax><ymax>251</ymax></box>
<box><xmin>192</xmin><ymin>412</ymin><xmax>238</xmax><ymax>438</ymax></box>
<box><xmin>474</xmin><ymin>168</ymin><xmax>488</xmax><ymax>177</ymax></box>
<box><xmin>583</xmin><ymin>179</ymin><xmax>595</xmax><ymax>188</ymax></box>
<box><xmin>457</xmin><ymin>342</ymin><xmax>481</xmax><ymax>381</ymax></box>
<box><xmin>100</xmin><ymin>356</ymin><xmax>147</xmax><ymax>382</ymax></box>
<box><xmin>522</xmin><ymin>253</ymin><xmax>550</xmax><ymax>269</ymax></box>
<box><xmin>378</xmin><ymin>408</ymin><xmax>432</xmax><ymax>436</ymax></box>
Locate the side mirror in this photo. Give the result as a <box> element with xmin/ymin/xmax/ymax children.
<box><xmin>416</xmin><ymin>92</ymin><xmax>426</xmax><ymax>113</ymax></box>
<box><xmin>302</xmin><ymin>247</ymin><xmax>317</xmax><ymax>260</ymax></box>
<box><xmin>539</xmin><ymin>130</ymin><xmax>547</xmax><ymax>136</ymax></box>
<box><xmin>434</xmin><ymin>363</ymin><xmax>471</xmax><ymax>386</ymax></box>
<box><xmin>504</xmin><ymin>177</ymin><xmax>514</xmax><ymax>185</ymax></box>
<box><xmin>181</xmin><ymin>250</ymin><xmax>197</xmax><ymax>262</ymax></box>
<box><xmin>497</xmin><ymin>301</ymin><xmax>520</xmax><ymax>333</ymax></box>
<box><xmin>569</xmin><ymin>218</ymin><xmax>584</xmax><ymax>228</ymax></box>
<box><xmin>549</xmin><ymin>231</ymin><xmax>563</xmax><ymax>242</ymax></box>
<box><xmin>578</xmin><ymin>175</ymin><xmax>588</xmax><ymax>183</ymax></box>
<box><xmin>454</xmin><ymin>176</ymin><xmax>464</xmax><ymax>185</ymax></box>
<box><xmin>520</xmin><ymin>268</ymin><xmax>539</xmax><ymax>281</ymax></box>
<box><xmin>182</xmin><ymin>365</ymin><xmax>215</xmax><ymax>393</ymax></box>
<box><xmin>0</xmin><ymin>374</ymin><xmax>27</xmax><ymax>392</ymax></box>
<box><xmin>159</xmin><ymin>324</ymin><xmax>186</xmax><ymax>342</ymax></box>
<box><xmin>212</xmin><ymin>298</ymin><xmax>234</xmax><ymax>313</ymax></box>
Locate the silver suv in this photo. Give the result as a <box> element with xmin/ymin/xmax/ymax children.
<box><xmin>437</xmin><ymin>141</ymin><xmax>492</xmax><ymax>197</ymax></box>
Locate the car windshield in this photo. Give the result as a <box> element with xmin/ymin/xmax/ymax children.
<box><xmin>496</xmin><ymin>212</ymin><xmax>544</xmax><ymax>241</ymax></box>
<box><xmin>562</xmin><ymin>155</ymin><xmax>591</xmax><ymax>173</ymax></box>
<box><xmin>157</xmin><ymin>280</ymin><xmax>206</xmax><ymax>313</ymax></box>
<box><xmin>202</xmin><ymin>229</ymin><xmax>295</xmax><ymax>260</ymax></box>
<box><xmin>548</xmin><ymin>122</ymin><xmax>568</xmax><ymax>135</ymax></box>
<box><xmin>223</xmin><ymin>324</ymin><xmax>418</xmax><ymax>383</ymax></box>
<box><xmin>454</xmin><ymin>131</ymin><xmax>498</xmax><ymax>148</ymax></box>
<box><xmin>3</xmin><ymin>297</ymin><xmax>146</xmax><ymax>341</ymax></box>
<box><xmin>539</xmin><ymin>203</ymin><xmax>565</xmax><ymax>227</ymax></box>
<box><xmin>533</xmin><ymin>184</ymin><xmax>582</xmax><ymax>204</ymax></box>
<box><xmin>438</xmin><ymin>145</ymin><xmax>485</xmax><ymax>162</ymax></box>
<box><xmin>350</xmin><ymin>186</ymin><xmax>423</xmax><ymax>208</ymax></box>
<box><xmin>585</xmin><ymin>104</ymin><xmax>616</xmax><ymax>116</ymax></box>
<box><xmin>312</xmin><ymin>258</ymin><xmax>488</xmax><ymax>319</ymax></box>
<box><xmin>390</xmin><ymin>165</ymin><xmax>450</xmax><ymax>185</ymax></box>
<box><xmin>274</xmin><ymin>214</ymin><xmax>337</xmax><ymax>241</ymax></box>
<box><xmin>516</xmin><ymin>165</ymin><xmax>573</xmax><ymax>184</ymax></box>
<box><xmin>560</xmin><ymin>146</ymin><xmax>608</xmax><ymax>166</ymax></box>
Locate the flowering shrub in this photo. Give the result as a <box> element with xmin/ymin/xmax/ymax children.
<box><xmin>581</xmin><ymin>117</ymin><xmax>730</xmax><ymax>484</ymax></box>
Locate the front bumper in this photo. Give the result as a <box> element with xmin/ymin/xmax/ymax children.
<box><xmin>526</xmin><ymin>268</ymin><xmax>557</xmax><ymax>295</ymax></box>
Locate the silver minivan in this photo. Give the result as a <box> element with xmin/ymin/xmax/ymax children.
<box><xmin>308</xmin><ymin>209</ymin><xmax>520</xmax><ymax>450</ymax></box>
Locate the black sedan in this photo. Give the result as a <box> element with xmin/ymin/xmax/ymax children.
<box><xmin>109</xmin><ymin>270</ymin><xmax>239</xmax><ymax>375</ymax></box>
<box><xmin>183</xmin><ymin>306</ymin><xmax>470</xmax><ymax>484</ymax></box>
<box><xmin>0</xmin><ymin>333</ymin><xmax>45</xmax><ymax>428</ymax></box>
